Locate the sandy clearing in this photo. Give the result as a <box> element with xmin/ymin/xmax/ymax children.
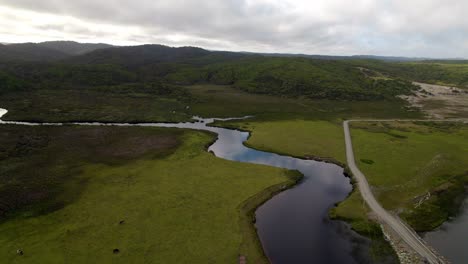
<box><xmin>400</xmin><ymin>83</ymin><xmax>468</xmax><ymax>119</ymax></box>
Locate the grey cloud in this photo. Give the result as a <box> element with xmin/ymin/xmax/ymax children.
<box><xmin>0</xmin><ymin>0</ymin><xmax>467</xmax><ymax>57</ymax></box>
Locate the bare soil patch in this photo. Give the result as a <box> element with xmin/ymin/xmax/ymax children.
<box><xmin>400</xmin><ymin>82</ymin><xmax>468</xmax><ymax>119</ymax></box>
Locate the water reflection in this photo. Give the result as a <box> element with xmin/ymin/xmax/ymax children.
<box><xmin>424</xmin><ymin>198</ymin><xmax>468</xmax><ymax>264</ymax></box>
<box><xmin>0</xmin><ymin>112</ymin><xmax>369</xmax><ymax>264</ymax></box>
<box><xmin>150</xmin><ymin>118</ymin><xmax>369</xmax><ymax>264</ymax></box>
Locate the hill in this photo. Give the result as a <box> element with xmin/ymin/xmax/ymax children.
<box><xmin>7</xmin><ymin>42</ymin><xmax>468</xmax><ymax>102</ymax></box>
<box><xmin>353</xmin><ymin>60</ymin><xmax>468</xmax><ymax>88</ymax></box>
<box><xmin>248</xmin><ymin>52</ymin><xmax>451</xmax><ymax>62</ymax></box>
<box><xmin>163</xmin><ymin>56</ymin><xmax>419</xmax><ymax>100</ymax></box>
<box><xmin>0</xmin><ymin>41</ymin><xmax>114</xmax><ymax>62</ymax></box>
<box><xmin>0</xmin><ymin>43</ymin><xmax>69</xmax><ymax>61</ymax></box>
<box><xmin>0</xmin><ymin>43</ymin><xmax>420</xmax><ymax>101</ymax></box>
<box><xmin>38</xmin><ymin>41</ymin><xmax>113</xmax><ymax>55</ymax></box>
<box><xmin>69</xmin><ymin>44</ymin><xmax>213</xmax><ymax>66</ymax></box>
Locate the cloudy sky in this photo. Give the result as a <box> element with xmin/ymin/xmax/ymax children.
<box><xmin>0</xmin><ymin>0</ymin><xmax>467</xmax><ymax>58</ymax></box>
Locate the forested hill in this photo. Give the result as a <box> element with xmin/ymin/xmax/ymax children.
<box><xmin>0</xmin><ymin>43</ymin><xmax>69</xmax><ymax>62</ymax></box>
<box><xmin>352</xmin><ymin>60</ymin><xmax>468</xmax><ymax>88</ymax></box>
<box><xmin>0</xmin><ymin>41</ymin><xmax>113</xmax><ymax>61</ymax></box>
<box><xmin>2</xmin><ymin>42</ymin><xmax>466</xmax><ymax>101</ymax></box>
<box><xmin>38</xmin><ymin>41</ymin><xmax>113</xmax><ymax>56</ymax></box>
<box><xmin>68</xmin><ymin>44</ymin><xmax>214</xmax><ymax>65</ymax></box>
<box><xmin>156</xmin><ymin>55</ymin><xmax>417</xmax><ymax>100</ymax></box>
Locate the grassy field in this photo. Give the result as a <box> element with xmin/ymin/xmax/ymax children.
<box><xmin>0</xmin><ymin>125</ymin><xmax>297</xmax><ymax>263</ymax></box>
<box><xmin>188</xmin><ymin>84</ymin><xmax>422</xmax><ymax>121</ymax></box>
<box><xmin>0</xmin><ymin>83</ymin><xmax>454</xmax><ymax>263</ymax></box>
<box><xmin>215</xmin><ymin>119</ymin><xmax>347</xmax><ymax>164</ymax></box>
<box><xmin>349</xmin><ymin>121</ymin><xmax>468</xmax><ymax>231</ymax></box>
<box><xmin>211</xmin><ymin>116</ymin><xmax>398</xmax><ymax>262</ymax></box>
<box><xmin>217</xmin><ymin>117</ymin><xmax>468</xmax><ymax>257</ymax></box>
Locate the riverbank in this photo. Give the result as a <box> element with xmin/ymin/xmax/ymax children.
<box><xmin>213</xmin><ymin>117</ymin><xmax>468</xmax><ymax>263</ymax></box>
<box><xmin>2</xmin><ymin>106</ymin><xmax>464</xmax><ymax>262</ymax></box>
<box><xmin>238</xmin><ymin>170</ymin><xmax>303</xmax><ymax>263</ymax></box>
<box><xmin>211</xmin><ymin>118</ymin><xmax>399</xmax><ymax>263</ymax></box>
<box><xmin>0</xmin><ymin>124</ymin><xmax>293</xmax><ymax>263</ymax></box>
<box><xmin>0</xmin><ymin>112</ymin><xmax>364</xmax><ymax>263</ymax></box>
<box><xmin>347</xmin><ymin>121</ymin><xmax>468</xmax><ymax>264</ymax></box>
<box><xmin>211</xmin><ymin>119</ymin><xmax>347</xmax><ymax>164</ymax></box>
<box><xmin>200</xmin><ymin>117</ymin><xmax>368</xmax><ymax>263</ymax></box>
<box><xmin>424</xmin><ymin>196</ymin><xmax>468</xmax><ymax>263</ymax></box>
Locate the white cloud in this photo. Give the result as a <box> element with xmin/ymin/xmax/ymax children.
<box><xmin>0</xmin><ymin>0</ymin><xmax>467</xmax><ymax>58</ymax></box>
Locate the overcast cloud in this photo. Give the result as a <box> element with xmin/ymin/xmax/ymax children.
<box><xmin>0</xmin><ymin>0</ymin><xmax>467</xmax><ymax>58</ymax></box>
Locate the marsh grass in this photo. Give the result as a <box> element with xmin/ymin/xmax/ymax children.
<box><xmin>350</xmin><ymin>121</ymin><xmax>468</xmax><ymax>232</ymax></box>
<box><xmin>0</xmin><ymin>126</ymin><xmax>293</xmax><ymax>263</ymax></box>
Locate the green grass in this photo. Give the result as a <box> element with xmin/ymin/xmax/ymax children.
<box><xmin>349</xmin><ymin>121</ymin><xmax>468</xmax><ymax>231</ymax></box>
<box><xmin>209</xmin><ymin>115</ymin><xmax>398</xmax><ymax>262</ymax></box>
<box><xmin>215</xmin><ymin>119</ymin><xmax>347</xmax><ymax>164</ymax></box>
<box><xmin>0</xmin><ymin>125</ymin><xmax>296</xmax><ymax>263</ymax></box>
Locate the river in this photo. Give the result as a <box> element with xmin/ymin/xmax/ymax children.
<box><xmin>151</xmin><ymin>118</ymin><xmax>372</xmax><ymax>263</ymax></box>
<box><xmin>2</xmin><ymin>109</ymin><xmax>467</xmax><ymax>263</ymax></box>
<box><xmin>0</xmin><ymin>110</ymin><xmax>372</xmax><ymax>263</ymax></box>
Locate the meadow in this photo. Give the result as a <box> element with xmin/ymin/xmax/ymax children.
<box><xmin>0</xmin><ymin>125</ymin><xmax>297</xmax><ymax>263</ymax></box>
<box><xmin>349</xmin><ymin>121</ymin><xmax>468</xmax><ymax>231</ymax></box>
<box><xmin>213</xmin><ymin>116</ymin><xmax>468</xmax><ymax>259</ymax></box>
<box><xmin>216</xmin><ymin>119</ymin><xmax>347</xmax><ymax>164</ymax></box>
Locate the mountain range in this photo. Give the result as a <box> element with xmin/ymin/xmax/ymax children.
<box><xmin>1</xmin><ymin>41</ymin><xmax>465</xmax><ymax>62</ymax></box>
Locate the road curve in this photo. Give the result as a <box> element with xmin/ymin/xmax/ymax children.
<box><xmin>344</xmin><ymin>120</ymin><xmax>446</xmax><ymax>264</ymax></box>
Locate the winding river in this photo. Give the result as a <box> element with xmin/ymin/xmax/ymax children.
<box><xmin>151</xmin><ymin>118</ymin><xmax>372</xmax><ymax>263</ymax></box>
<box><xmin>0</xmin><ymin>110</ymin><xmax>371</xmax><ymax>263</ymax></box>
<box><xmin>2</xmin><ymin>108</ymin><xmax>466</xmax><ymax>263</ymax></box>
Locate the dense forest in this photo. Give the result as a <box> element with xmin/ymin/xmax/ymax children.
<box><xmin>0</xmin><ymin>42</ymin><xmax>466</xmax><ymax>106</ymax></box>
<box><xmin>352</xmin><ymin>60</ymin><xmax>468</xmax><ymax>88</ymax></box>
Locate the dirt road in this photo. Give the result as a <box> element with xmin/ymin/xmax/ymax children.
<box><xmin>344</xmin><ymin>120</ymin><xmax>446</xmax><ymax>264</ymax></box>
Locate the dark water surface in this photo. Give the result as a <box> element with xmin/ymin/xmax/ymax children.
<box><xmin>3</xmin><ymin>109</ymin><xmax>468</xmax><ymax>263</ymax></box>
<box><xmin>150</xmin><ymin>117</ymin><xmax>370</xmax><ymax>264</ymax></box>
<box><xmin>0</xmin><ymin>112</ymin><xmax>370</xmax><ymax>263</ymax></box>
<box><xmin>424</xmin><ymin>198</ymin><xmax>468</xmax><ymax>264</ymax></box>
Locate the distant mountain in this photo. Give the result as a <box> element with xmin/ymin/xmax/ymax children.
<box><xmin>349</xmin><ymin>55</ymin><xmax>432</xmax><ymax>62</ymax></box>
<box><xmin>38</xmin><ymin>41</ymin><xmax>113</xmax><ymax>56</ymax></box>
<box><xmin>0</xmin><ymin>41</ymin><xmax>113</xmax><ymax>62</ymax></box>
<box><xmin>68</xmin><ymin>44</ymin><xmax>213</xmax><ymax>66</ymax></box>
<box><xmin>248</xmin><ymin>52</ymin><xmax>466</xmax><ymax>62</ymax></box>
<box><xmin>1</xmin><ymin>41</ymin><xmax>465</xmax><ymax>63</ymax></box>
<box><xmin>0</xmin><ymin>43</ymin><xmax>69</xmax><ymax>62</ymax></box>
<box><xmin>240</xmin><ymin>51</ymin><xmax>349</xmax><ymax>60</ymax></box>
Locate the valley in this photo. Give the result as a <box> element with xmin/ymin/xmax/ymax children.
<box><xmin>0</xmin><ymin>42</ymin><xmax>467</xmax><ymax>264</ymax></box>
